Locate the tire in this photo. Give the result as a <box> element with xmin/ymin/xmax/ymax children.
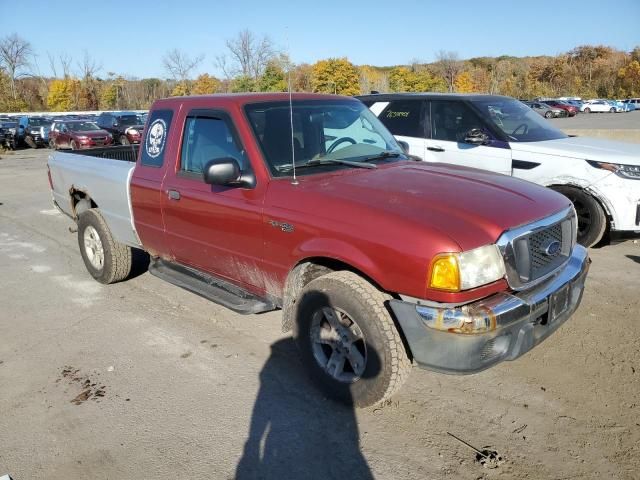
<box><xmin>77</xmin><ymin>209</ymin><xmax>132</xmax><ymax>284</ymax></box>
<box><xmin>553</xmin><ymin>186</ymin><xmax>607</xmax><ymax>247</ymax></box>
<box><xmin>25</xmin><ymin>135</ymin><xmax>37</xmax><ymax>148</ymax></box>
<box><xmin>70</xmin><ymin>140</ymin><xmax>78</xmax><ymax>150</ymax></box>
<box><xmin>293</xmin><ymin>271</ymin><xmax>411</xmax><ymax>407</ymax></box>
<box><xmin>544</xmin><ymin>111</ymin><xmax>553</xmax><ymax>118</ymax></box>
<box><xmin>49</xmin><ymin>139</ymin><xmax>56</xmax><ymax>150</ymax></box>
<box><xmin>609</xmin><ymin>107</ymin><xmax>615</xmax><ymax>113</ymax></box>
<box><xmin>120</xmin><ymin>135</ymin><xmax>130</xmax><ymax>146</ymax></box>
<box><xmin>584</xmin><ymin>107</ymin><xmax>591</xmax><ymax>113</ymax></box>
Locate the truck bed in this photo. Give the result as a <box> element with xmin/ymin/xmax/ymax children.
<box><xmin>48</xmin><ymin>146</ymin><xmax>141</xmax><ymax>248</ymax></box>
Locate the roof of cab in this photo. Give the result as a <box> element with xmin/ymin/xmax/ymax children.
<box><xmin>151</xmin><ymin>92</ymin><xmax>355</xmax><ymax>110</ymax></box>
<box><xmin>356</xmin><ymin>92</ymin><xmax>513</xmax><ymax>102</ymax></box>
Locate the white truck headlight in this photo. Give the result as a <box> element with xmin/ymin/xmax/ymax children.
<box><xmin>429</xmin><ymin>244</ymin><xmax>506</xmax><ymax>292</ymax></box>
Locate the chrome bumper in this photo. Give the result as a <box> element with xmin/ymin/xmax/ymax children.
<box><xmin>389</xmin><ymin>245</ymin><xmax>589</xmax><ymax>374</ymax></box>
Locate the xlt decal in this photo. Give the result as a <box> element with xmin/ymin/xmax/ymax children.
<box><xmin>386</xmin><ymin>111</ymin><xmax>410</xmax><ymax>118</ymax></box>
<box><xmin>268</xmin><ymin>220</ymin><xmax>295</xmax><ymax>233</ymax></box>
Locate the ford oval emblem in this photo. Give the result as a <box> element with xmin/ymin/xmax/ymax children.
<box><xmin>543</xmin><ymin>240</ymin><xmax>561</xmax><ymax>256</ymax></box>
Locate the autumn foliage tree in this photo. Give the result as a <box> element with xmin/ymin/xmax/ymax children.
<box><xmin>311</xmin><ymin>58</ymin><xmax>360</xmax><ymax>95</ymax></box>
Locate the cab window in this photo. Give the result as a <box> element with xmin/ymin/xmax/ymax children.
<box><xmin>430</xmin><ymin>100</ymin><xmax>485</xmax><ymax>142</ymax></box>
<box><xmin>378</xmin><ymin>100</ymin><xmax>427</xmax><ymax>138</ymax></box>
<box><xmin>179</xmin><ymin>115</ymin><xmax>247</xmax><ymax>176</ymax></box>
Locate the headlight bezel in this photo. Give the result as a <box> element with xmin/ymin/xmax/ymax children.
<box><xmin>428</xmin><ymin>244</ymin><xmax>506</xmax><ymax>293</ymax></box>
<box><xmin>587</xmin><ymin>160</ymin><xmax>640</xmax><ymax>180</ymax></box>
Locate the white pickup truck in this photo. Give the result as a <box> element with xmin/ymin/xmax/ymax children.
<box><xmin>358</xmin><ymin>93</ymin><xmax>640</xmax><ymax>247</ymax></box>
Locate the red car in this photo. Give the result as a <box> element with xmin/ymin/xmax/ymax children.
<box><xmin>49</xmin><ymin>120</ymin><xmax>113</xmax><ymax>150</ymax></box>
<box><xmin>543</xmin><ymin>100</ymin><xmax>578</xmax><ymax>117</ymax></box>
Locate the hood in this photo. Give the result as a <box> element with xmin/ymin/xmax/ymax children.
<box><xmin>71</xmin><ymin>129</ymin><xmax>110</xmax><ymax>137</ymax></box>
<box><xmin>510</xmin><ymin>137</ymin><xmax>640</xmax><ymax>165</ymax></box>
<box><xmin>270</xmin><ymin>161</ymin><xmax>570</xmax><ymax>251</ymax></box>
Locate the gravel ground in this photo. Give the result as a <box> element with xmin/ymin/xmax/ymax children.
<box><xmin>0</xmin><ymin>148</ymin><xmax>638</xmax><ymax>480</ymax></box>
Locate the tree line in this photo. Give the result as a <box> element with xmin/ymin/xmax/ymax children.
<box><xmin>1</xmin><ymin>30</ymin><xmax>639</xmax><ymax>113</ymax></box>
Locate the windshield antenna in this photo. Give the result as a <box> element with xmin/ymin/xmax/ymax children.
<box><xmin>286</xmin><ymin>28</ymin><xmax>298</xmax><ymax>185</ymax></box>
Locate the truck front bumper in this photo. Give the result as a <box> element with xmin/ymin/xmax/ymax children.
<box><xmin>389</xmin><ymin>245</ymin><xmax>589</xmax><ymax>374</ymax></box>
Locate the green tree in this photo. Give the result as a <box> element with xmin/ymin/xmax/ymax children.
<box><xmin>231</xmin><ymin>75</ymin><xmax>256</xmax><ymax>92</ymax></box>
<box><xmin>311</xmin><ymin>58</ymin><xmax>360</xmax><ymax>95</ymax></box>
<box><xmin>258</xmin><ymin>62</ymin><xmax>287</xmax><ymax>92</ymax></box>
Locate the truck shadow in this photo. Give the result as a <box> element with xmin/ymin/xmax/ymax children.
<box><xmin>235</xmin><ymin>336</ymin><xmax>375</xmax><ymax>480</ymax></box>
<box><xmin>127</xmin><ymin>248</ymin><xmax>150</xmax><ymax>280</ymax></box>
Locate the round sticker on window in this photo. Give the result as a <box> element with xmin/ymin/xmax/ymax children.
<box><xmin>146</xmin><ymin>119</ymin><xmax>167</xmax><ymax>158</ymax></box>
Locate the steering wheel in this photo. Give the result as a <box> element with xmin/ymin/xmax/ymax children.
<box><xmin>327</xmin><ymin>137</ymin><xmax>356</xmax><ymax>154</ymax></box>
<box><xmin>512</xmin><ymin>123</ymin><xmax>528</xmax><ymax>136</ymax></box>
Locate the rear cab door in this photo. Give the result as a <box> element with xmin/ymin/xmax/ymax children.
<box><xmin>425</xmin><ymin>99</ymin><xmax>512</xmax><ymax>175</ymax></box>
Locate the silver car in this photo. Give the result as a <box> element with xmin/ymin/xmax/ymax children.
<box><xmin>524</xmin><ymin>101</ymin><xmax>566</xmax><ymax>118</ymax></box>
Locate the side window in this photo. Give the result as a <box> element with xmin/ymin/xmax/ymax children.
<box><xmin>378</xmin><ymin>100</ymin><xmax>426</xmax><ymax>138</ymax></box>
<box><xmin>179</xmin><ymin>115</ymin><xmax>246</xmax><ymax>176</ymax></box>
<box><xmin>430</xmin><ymin>100</ymin><xmax>486</xmax><ymax>143</ymax></box>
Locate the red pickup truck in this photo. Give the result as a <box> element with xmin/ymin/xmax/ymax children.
<box><xmin>48</xmin><ymin>93</ymin><xmax>589</xmax><ymax>407</ymax></box>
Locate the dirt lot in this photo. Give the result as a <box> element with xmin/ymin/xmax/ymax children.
<box><xmin>0</xmin><ymin>147</ymin><xmax>639</xmax><ymax>480</ymax></box>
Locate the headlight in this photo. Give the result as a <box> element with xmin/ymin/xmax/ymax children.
<box><xmin>127</xmin><ymin>128</ymin><xmax>139</xmax><ymax>135</ymax></box>
<box><xmin>76</xmin><ymin>135</ymin><xmax>88</xmax><ymax>140</ymax></box>
<box><xmin>587</xmin><ymin>160</ymin><xmax>640</xmax><ymax>180</ymax></box>
<box><xmin>429</xmin><ymin>244</ymin><xmax>506</xmax><ymax>292</ymax></box>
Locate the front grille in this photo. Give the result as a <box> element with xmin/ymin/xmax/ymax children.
<box><xmin>92</xmin><ymin>137</ymin><xmax>106</xmax><ymax>141</ymax></box>
<box><xmin>499</xmin><ymin>208</ymin><xmax>575</xmax><ymax>290</ymax></box>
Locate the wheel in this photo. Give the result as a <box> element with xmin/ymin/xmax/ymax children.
<box><xmin>120</xmin><ymin>135</ymin><xmax>130</xmax><ymax>146</ymax></box>
<box><xmin>49</xmin><ymin>139</ymin><xmax>57</xmax><ymax>150</ymax></box>
<box><xmin>293</xmin><ymin>271</ymin><xmax>411</xmax><ymax>407</ymax></box>
<box><xmin>584</xmin><ymin>107</ymin><xmax>591</xmax><ymax>113</ymax></box>
<box><xmin>77</xmin><ymin>209</ymin><xmax>132</xmax><ymax>284</ymax></box>
<box><xmin>553</xmin><ymin>186</ymin><xmax>607</xmax><ymax>247</ymax></box>
<box><xmin>544</xmin><ymin>111</ymin><xmax>553</xmax><ymax>118</ymax></box>
<box><xmin>609</xmin><ymin>107</ymin><xmax>615</xmax><ymax>113</ymax></box>
<box><xmin>70</xmin><ymin>140</ymin><xmax>78</xmax><ymax>150</ymax></box>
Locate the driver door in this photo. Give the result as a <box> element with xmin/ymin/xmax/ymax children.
<box><xmin>424</xmin><ymin>100</ymin><xmax>512</xmax><ymax>175</ymax></box>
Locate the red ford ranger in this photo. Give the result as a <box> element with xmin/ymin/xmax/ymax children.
<box><xmin>47</xmin><ymin>93</ymin><xmax>589</xmax><ymax>407</ymax></box>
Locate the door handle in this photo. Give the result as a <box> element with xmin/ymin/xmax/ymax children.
<box><xmin>427</xmin><ymin>146</ymin><xmax>445</xmax><ymax>152</ymax></box>
<box><xmin>167</xmin><ymin>189</ymin><xmax>181</xmax><ymax>200</ymax></box>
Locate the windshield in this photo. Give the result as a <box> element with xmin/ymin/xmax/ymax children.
<box><xmin>472</xmin><ymin>98</ymin><xmax>567</xmax><ymax>142</ymax></box>
<box><xmin>69</xmin><ymin>122</ymin><xmax>101</xmax><ymax>132</ymax></box>
<box><xmin>245</xmin><ymin>100</ymin><xmax>405</xmax><ymax>177</ymax></box>
<box><xmin>2</xmin><ymin>122</ymin><xmax>17</xmax><ymax>128</ymax></box>
<box><xmin>28</xmin><ymin>118</ymin><xmax>50</xmax><ymax>127</ymax></box>
<box><xmin>118</xmin><ymin>115</ymin><xmax>141</xmax><ymax>126</ymax></box>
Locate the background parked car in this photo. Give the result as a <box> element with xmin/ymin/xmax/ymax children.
<box><xmin>581</xmin><ymin>100</ymin><xmax>616</xmax><ymax>113</ymax></box>
<box><xmin>624</xmin><ymin>98</ymin><xmax>640</xmax><ymax>110</ymax></box>
<box><xmin>50</xmin><ymin>120</ymin><xmax>113</xmax><ymax>150</ymax></box>
<box><xmin>542</xmin><ymin>99</ymin><xmax>578</xmax><ymax>116</ymax></box>
<box><xmin>1</xmin><ymin>120</ymin><xmax>21</xmax><ymax>149</ymax></box>
<box><xmin>96</xmin><ymin>112</ymin><xmax>144</xmax><ymax>145</ymax></box>
<box><xmin>524</xmin><ymin>101</ymin><xmax>565</xmax><ymax>118</ymax></box>
<box><xmin>18</xmin><ymin>116</ymin><xmax>52</xmax><ymax>148</ymax></box>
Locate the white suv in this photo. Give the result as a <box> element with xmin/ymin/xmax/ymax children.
<box><xmin>358</xmin><ymin>93</ymin><xmax>640</xmax><ymax>247</ymax></box>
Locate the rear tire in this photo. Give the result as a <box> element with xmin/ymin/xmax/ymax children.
<box><xmin>544</xmin><ymin>111</ymin><xmax>553</xmax><ymax>118</ymax></box>
<box><xmin>77</xmin><ymin>209</ymin><xmax>132</xmax><ymax>284</ymax></box>
<box><xmin>70</xmin><ymin>140</ymin><xmax>78</xmax><ymax>150</ymax></box>
<box><xmin>553</xmin><ymin>186</ymin><xmax>607</xmax><ymax>247</ymax></box>
<box><xmin>294</xmin><ymin>271</ymin><xmax>411</xmax><ymax>407</ymax></box>
<box><xmin>584</xmin><ymin>107</ymin><xmax>591</xmax><ymax>113</ymax></box>
<box><xmin>609</xmin><ymin>107</ymin><xmax>615</xmax><ymax>113</ymax></box>
<box><xmin>49</xmin><ymin>139</ymin><xmax>57</xmax><ymax>149</ymax></box>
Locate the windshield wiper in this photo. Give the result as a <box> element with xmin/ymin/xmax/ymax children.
<box><xmin>361</xmin><ymin>150</ymin><xmax>402</xmax><ymax>162</ymax></box>
<box><xmin>277</xmin><ymin>158</ymin><xmax>377</xmax><ymax>173</ymax></box>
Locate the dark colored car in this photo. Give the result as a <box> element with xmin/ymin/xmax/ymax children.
<box><xmin>543</xmin><ymin>100</ymin><xmax>578</xmax><ymax>117</ymax></box>
<box><xmin>50</xmin><ymin>120</ymin><xmax>113</xmax><ymax>150</ymax></box>
<box><xmin>18</xmin><ymin>116</ymin><xmax>52</xmax><ymax>148</ymax></box>
<box><xmin>1</xmin><ymin>120</ymin><xmax>21</xmax><ymax>149</ymax></box>
<box><xmin>96</xmin><ymin>112</ymin><xmax>145</xmax><ymax>145</ymax></box>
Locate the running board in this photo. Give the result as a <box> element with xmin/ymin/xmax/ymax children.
<box><xmin>148</xmin><ymin>258</ymin><xmax>276</xmax><ymax>315</ymax></box>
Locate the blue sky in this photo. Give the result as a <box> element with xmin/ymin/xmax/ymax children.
<box><xmin>2</xmin><ymin>0</ymin><xmax>639</xmax><ymax>79</ymax></box>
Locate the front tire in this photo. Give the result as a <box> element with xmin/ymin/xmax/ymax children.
<box><xmin>70</xmin><ymin>140</ymin><xmax>78</xmax><ymax>150</ymax></box>
<box><xmin>77</xmin><ymin>209</ymin><xmax>132</xmax><ymax>284</ymax></box>
<box><xmin>294</xmin><ymin>271</ymin><xmax>411</xmax><ymax>407</ymax></box>
<box><xmin>553</xmin><ymin>186</ymin><xmax>607</xmax><ymax>247</ymax></box>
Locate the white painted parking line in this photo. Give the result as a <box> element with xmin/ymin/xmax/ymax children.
<box><xmin>39</xmin><ymin>208</ymin><xmax>61</xmax><ymax>216</ymax></box>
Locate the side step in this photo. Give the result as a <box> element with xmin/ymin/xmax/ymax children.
<box><xmin>148</xmin><ymin>258</ymin><xmax>277</xmax><ymax>315</ymax></box>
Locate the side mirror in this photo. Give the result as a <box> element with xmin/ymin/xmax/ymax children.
<box><xmin>464</xmin><ymin>128</ymin><xmax>490</xmax><ymax>146</ymax></box>
<box><xmin>396</xmin><ymin>140</ymin><xmax>410</xmax><ymax>154</ymax></box>
<box><xmin>203</xmin><ymin>157</ymin><xmax>242</xmax><ymax>186</ymax></box>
